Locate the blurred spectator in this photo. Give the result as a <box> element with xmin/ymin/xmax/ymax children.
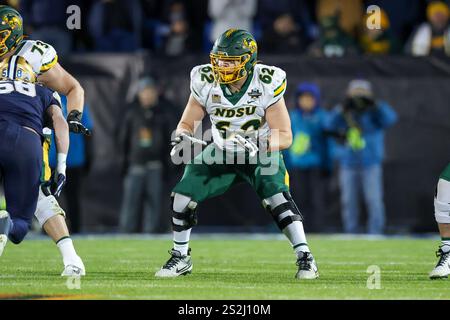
<box><xmin>317</xmin><ymin>0</ymin><xmax>364</xmax><ymax>37</ymax></box>
<box><xmin>324</xmin><ymin>79</ymin><xmax>397</xmax><ymax>234</ymax></box>
<box><xmin>157</xmin><ymin>0</ymin><xmax>194</xmax><ymax>56</ymax></box>
<box><xmin>284</xmin><ymin>82</ymin><xmax>330</xmax><ymax>232</ymax></box>
<box><xmin>308</xmin><ymin>14</ymin><xmax>359</xmax><ymax>57</ymax></box>
<box><xmin>407</xmin><ymin>1</ymin><xmax>450</xmax><ymax>56</ymax></box>
<box><xmin>258</xmin><ymin>0</ymin><xmax>316</xmax><ymax>43</ymax></box>
<box><xmin>261</xmin><ymin>13</ymin><xmax>306</xmax><ymax>54</ymax></box>
<box><xmin>49</xmin><ymin>96</ymin><xmax>93</xmax><ymax>234</ymax></box>
<box><xmin>88</xmin><ymin>0</ymin><xmax>142</xmax><ymax>52</ymax></box>
<box><xmin>1</xmin><ymin>0</ymin><xmax>19</xmax><ymax>10</ymax></box>
<box><xmin>183</xmin><ymin>0</ymin><xmax>209</xmax><ymax>51</ymax></box>
<box><xmin>72</xmin><ymin>1</ymin><xmax>96</xmax><ymax>52</ymax></box>
<box><xmin>20</xmin><ymin>0</ymin><xmax>75</xmax><ymax>55</ymax></box>
<box><xmin>365</xmin><ymin>0</ymin><xmax>425</xmax><ymax>45</ymax></box>
<box><xmin>208</xmin><ymin>0</ymin><xmax>257</xmax><ymax>43</ymax></box>
<box><xmin>119</xmin><ymin>77</ymin><xmax>174</xmax><ymax>233</ymax></box>
<box><xmin>140</xmin><ymin>0</ymin><xmax>164</xmax><ymax>51</ymax></box>
<box><xmin>359</xmin><ymin>8</ymin><xmax>401</xmax><ymax>54</ymax></box>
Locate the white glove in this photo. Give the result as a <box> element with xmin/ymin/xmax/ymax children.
<box><xmin>170</xmin><ymin>133</ymin><xmax>207</xmax><ymax>157</ymax></box>
<box><xmin>232</xmin><ymin>134</ymin><xmax>259</xmax><ymax>157</ymax></box>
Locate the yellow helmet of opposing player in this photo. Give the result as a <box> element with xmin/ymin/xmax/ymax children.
<box><xmin>0</xmin><ymin>55</ymin><xmax>36</xmax><ymax>83</ymax></box>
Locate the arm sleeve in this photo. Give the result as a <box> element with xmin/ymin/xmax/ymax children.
<box><xmin>45</xmin><ymin>89</ymin><xmax>62</xmax><ymax>110</ymax></box>
<box><xmin>21</xmin><ymin>41</ymin><xmax>58</xmax><ymax>75</ymax></box>
<box><xmin>42</xmin><ymin>90</ymin><xmax>62</xmax><ymax>128</ymax></box>
<box><xmin>39</xmin><ymin>44</ymin><xmax>58</xmax><ymax>74</ymax></box>
<box><xmin>50</xmin><ymin>91</ymin><xmax>62</xmax><ymax>108</ymax></box>
<box><xmin>190</xmin><ymin>65</ymin><xmax>209</xmax><ymax>106</ymax></box>
<box><xmin>267</xmin><ymin>67</ymin><xmax>287</xmax><ymax>107</ymax></box>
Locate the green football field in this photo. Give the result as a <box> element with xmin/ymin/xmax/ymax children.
<box><xmin>0</xmin><ymin>234</ymin><xmax>449</xmax><ymax>300</ymax></box>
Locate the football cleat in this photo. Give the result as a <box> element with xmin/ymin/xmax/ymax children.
<box><xmin>61</xmin><ymin>257</ymin><xmax>86</xmax><ymax>277</ymax></box>
<box><xmin>0</xmin><ymin>210</ymin><xmax>10</xmax><ymax>257</ymax></box>
<box><xmin>295</xmin><ymin>251</ymin><xmax>319</xmax><ymax>280</ymax></box>
<box><xmin>429</xmin><ymin>247</ymin><xmax>450</xmax><ymax>279</ymax></box>
<box><xmin>155</xmin><ymin>249</ymin><xmax>193</xmax><ymax>278</ymax></box>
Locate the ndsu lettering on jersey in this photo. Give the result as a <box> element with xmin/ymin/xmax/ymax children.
<box><xmin>214</xmin><ymin>106</ymin><xmax>257</xmax><ymax>118</ymax></box>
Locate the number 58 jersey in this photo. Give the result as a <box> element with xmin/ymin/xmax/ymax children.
<box><xmin>0</xmin><ymin>79</ymin><xmax>61</xmax><ymax>136</ymax></box>
<box><xmin>190</xmin><ymin>63</ymin><xmax>287</xmax><ymax>153</ymax></box>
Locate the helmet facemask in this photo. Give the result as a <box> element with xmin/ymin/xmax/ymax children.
<box><xmin>210</xmin><ymin>53</ymin><xmax>251</xmax><ymax>84</ymax></box>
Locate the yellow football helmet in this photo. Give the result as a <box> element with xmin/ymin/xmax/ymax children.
<box><xmin>0</xmin><ymin>55</ymin><xmax>36</xmax><ymax>83</ymax></box>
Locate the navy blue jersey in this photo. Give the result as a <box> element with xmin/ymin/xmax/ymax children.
<box><xmin>0</xmin><ymin>80</ymin><xmax>61</xmax><ymax>136</ymax></box>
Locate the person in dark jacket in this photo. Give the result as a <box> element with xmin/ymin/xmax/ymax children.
<box><xmin>324</xmin><ymin>79</ymin><xmax>397</xmax><ymax>234</ymax></box>
<box><xmin>261</xmin><ymin>13</ymin><xmax>307</xmax><ymax>54</ymax></box>
<box><xmin>118</xmin><ymin>77</ymin><xmax>174</xmax><ymax>233</ymax></box>
<box><xmin>284</xmin><ymin>82</ymin><xmax>330</xmax><ymax>231</ymax></box>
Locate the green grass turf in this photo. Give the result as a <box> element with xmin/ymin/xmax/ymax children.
<box><xmin>0</xmin><ymin>235</ymin><xmax>448</xmax><ymax>300</ymax></box>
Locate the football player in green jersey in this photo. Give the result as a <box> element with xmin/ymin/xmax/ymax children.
<box><xmin>155</xmin><ymin>29</ymin><xmax>319</xmax><ymax>280</ymax></box>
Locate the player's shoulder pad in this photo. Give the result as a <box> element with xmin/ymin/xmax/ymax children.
<box><xmin>190</xmin><ymin>63</ymin><xmax>214</xmax><ymax>105</ymax></box>
<box><xmin>16</xmin><ymin>40</ymin><xmax>58</xmax><ymax>75</ymax></box>
<box><xmin>255</xmin><ymin>64</ymin><xmax>287</xmax><ymax>104</ymax></box>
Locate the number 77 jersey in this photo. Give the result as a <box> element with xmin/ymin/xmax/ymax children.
<box><xmin>190</xmin><ymin>63</ymin><xmax>287</xmax><ymax>153</ymax></box>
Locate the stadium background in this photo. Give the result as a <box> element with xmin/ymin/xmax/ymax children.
<box><xmin>11</xmin><ymin>0</ymin><xmax>450</xmax><ymax>234</ymax></box>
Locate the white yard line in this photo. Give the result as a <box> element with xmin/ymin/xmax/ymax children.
<box><xmin>22</xmin><ymin>233</ymin><xmax>440</xmax><ymax>241</ymax></box>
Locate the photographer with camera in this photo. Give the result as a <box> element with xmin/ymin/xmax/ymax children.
<box><xmin>324</xmin><ymin>79</ymin><xmax>397</xmax><ymax>234</ymax></box>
